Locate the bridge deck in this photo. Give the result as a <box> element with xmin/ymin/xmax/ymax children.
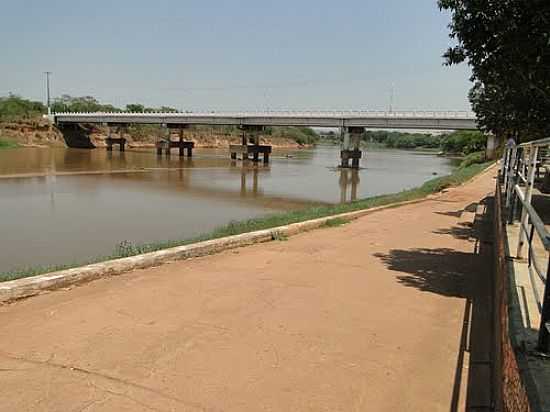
<box><xmin>52</xmin><ymin>111</ymin><xmax>478</xmax><ymax>130</ymax></box>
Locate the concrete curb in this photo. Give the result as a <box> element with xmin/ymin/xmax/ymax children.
<box><xmin>0</xmin><ymin>163</ymin><xmax>497</xmax><ymax>304</ymax></box>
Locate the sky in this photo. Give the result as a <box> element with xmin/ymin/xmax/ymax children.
<box><xmin>0</xmin><ymin>0</ymin><xmax>472</xmax><ymax>111</ymax></box>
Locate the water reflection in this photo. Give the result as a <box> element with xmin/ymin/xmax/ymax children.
<box><xmin>339</xmin><ymin>169</ymin><xmax>360</xmax><ymax>203</ymax></box>
<box><xmin>0</xmin><ymin>146</ymin><xmax>458</xmax><ymax>272</ymax></box>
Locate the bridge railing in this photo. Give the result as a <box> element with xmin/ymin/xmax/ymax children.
<box><xmin>51</xmin><ymin>110</ymin><xmax>476</xmax><ymax>118</ymax></box>
<box><xmin>503</xmin><ymin>139</ymin><xmax>550</xmax><ymax>353</ymax></box>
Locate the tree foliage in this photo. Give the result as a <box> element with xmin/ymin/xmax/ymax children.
<box><xmin>439</xmin><ymin>0</ymin><xmax>550</xmax><ymax>141</ymax></box>
<box><xmin>0</xmin><ymin>94</ymin><xmax>46</xmax><ymax>120</ymax></box>
<box><xmin>52</xmin><ymin>95</ymin><xmax>120</xmax><ymax>113</ymax></box>
<box><xmin>362</xmin><ymin>130</ymin><xmax>485</xmax><ymax>154</ymax></box>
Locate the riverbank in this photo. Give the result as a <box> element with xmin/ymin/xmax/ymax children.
<box><xmin>0</xmin><ymin>163</ymin><xmax>497</xmax><ymax>411</ymax></box>
<box><xmin>0</xmin><ymin>161</ymin><xmax>492</xmax><ymax>282</ymax></box>
<box><xmin>0</xmin><ymin>119</ymin><xmax>313</xmax><ymax>149</ymax></box>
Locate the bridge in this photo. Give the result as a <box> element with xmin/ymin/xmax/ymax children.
<box><xmin>51</xmin><ymin>111</ymin><xmax>478</xmax><ymax>168</ymax></box>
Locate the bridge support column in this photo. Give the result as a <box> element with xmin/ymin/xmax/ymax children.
<box><xmin>105</xmin><ymin>125</ymin><xmax>127</xmax><ymax>152</ymax></box>
<box><xmin>230</xmin><ymin>125</ymin><xmax>271</xmax><ymax>164</ymax></box>
<box><xmin>157</xmin><ymin>125</ymin><xmax>195</xmax><ymax>157</ymax></box>
<box><xmin>340</xmin><ymin>127</ymin><xmax>363</xmax><ymax>168</ymax></box>
<box><xmin>173</xmin><ymin>125</ymin><xmax>193</xmax><ymax>157</ymax></box>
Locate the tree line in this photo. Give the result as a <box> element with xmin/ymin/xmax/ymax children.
<box><xmin>439</xmin><ymin>0</ymin><xmax>550</xmax><ymax>142</ymax></box>
<box><xmin>0</xmin><ymin>94</ymin><xmax>180</xmax><ymax>121</ymax></box>
<box><xmin>320</xmin><ymin>130</ymin><xmax>485</xmax><ymax>155</ymax></box>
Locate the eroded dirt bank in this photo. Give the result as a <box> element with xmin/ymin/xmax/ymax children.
<box><xmin>0</xmin><ymin>120</ymin><xmax>309</xmax><ymax>149</ymax></box>
<box><xmin>0</xmin><ymin>168</ymin><xmax>496</xmax><ymax>411</ymax></box>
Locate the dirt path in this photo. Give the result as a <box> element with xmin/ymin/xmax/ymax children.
<box><xmin>0</xmin><ymin>168</ymin><xmax>496</xmax><ymax>412</ymax></box>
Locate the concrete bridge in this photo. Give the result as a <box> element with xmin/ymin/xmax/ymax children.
<box><xmin>52</xmin><ymin>111</ymin><xmax>478</xmax><ymax>168</ymax></box>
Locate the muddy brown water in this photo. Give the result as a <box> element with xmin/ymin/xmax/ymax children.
<box><xmin>0</xmin><ymin>146</ymin><xmax>457</xmax><ymax>273</ymax></box>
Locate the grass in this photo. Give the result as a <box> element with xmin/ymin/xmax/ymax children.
<box><xmin>323</xmin><ymin>217</ymin><xmax>350</xmax><ymax>228</ymax></box>
<box><xmin>0</xmin><ymin>161</ymin><xmax>493</xmax><ymax>282</ymax></box>
<box><xmin>0</xmin><ymin>137</ymin><xmax>19</xmax><ymax>149</ymax></box>
<box><xmin>459</xmin><ymin>150</ymin><xmax>486</xmax><ymax>168</ymax></box>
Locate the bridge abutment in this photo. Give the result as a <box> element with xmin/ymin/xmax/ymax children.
<box><xmin>57</xmin><ymin>124</ymin><xmax>95</xmax><ymax>149</ymax></box>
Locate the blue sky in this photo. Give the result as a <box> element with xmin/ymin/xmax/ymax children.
<box><xmin>1</xmin><ymin>0</ymin><xmax>471</xmax><ymax>111</ymax></box>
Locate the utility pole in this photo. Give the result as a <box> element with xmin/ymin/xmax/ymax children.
<box><xmin>389</xmin><ymin>83</ymin><xmax>395</xmax><ymax>113</ymax></box>
<box><xmin>44</xmin><ymin>71</ymin><xmax>52</xmax><ymax>115</ymax></box>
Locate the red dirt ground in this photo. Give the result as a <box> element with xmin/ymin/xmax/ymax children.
<box><xmin>0</xmin><ymin>168</ymin><xmax>496</xmax><ymax>411</ymax></box>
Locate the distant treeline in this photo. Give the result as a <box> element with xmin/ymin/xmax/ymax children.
<box><xmin>0</xmin><ymin>94</ymin><xmax>319</xmax><ymax>146</ymax></box>
<box><xmin>321</xmin><ymin>129</ymin><xmax>486</xmax><ymax>155</ymax></box>
<box><xmin>0</xmin><ymin>94</ymin><xmax>179</xmax><ymax>120</ymax></box>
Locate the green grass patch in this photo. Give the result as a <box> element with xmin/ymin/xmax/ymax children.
<box><xmin>0</xmin><ymin>137</ymin><xmax>19</xmax><ymax>150</ymax></box>
<box><xmin>459</xmin><ymin>151</ymin><xmax>486</xmax><ymax>169</ymax></box>
<box><xmin>322</xmin><ymin>217</ymin><xmax>349</xmax><ymax>228</ymax></box>
<box><xmin>0</xmin><ymin>161</ymin><xmax>493</xmax><ymax>282</ymax></box>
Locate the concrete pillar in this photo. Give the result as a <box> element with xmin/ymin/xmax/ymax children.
<box><xmin>341</xmin><ymin>128</ymin><xmax>350</xmax><ymax>168</ymax></box>
<box><xmin>340</xmin><ymin>126</ymin><xmax>363</xmax><ymax>169</ymax></box>
<box><xmin>119</xmin><ymin>126</ymin><xmax>126</xmax><ymax>152</ymax></box>
<box><xmin>179</xmin><ymin>129</ymin><xmax>184</xmax><ymax>157</ymax></box>
<box><xmin>106</xmin><ymin>126</ymin><xmax>113</xmax><ymax>151</ymax></box>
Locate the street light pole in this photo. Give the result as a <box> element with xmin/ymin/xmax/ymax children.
<box><xmin>44</xmin><ymin>71</ymin><xmax>52</xmax><ymax>115</ymax></box>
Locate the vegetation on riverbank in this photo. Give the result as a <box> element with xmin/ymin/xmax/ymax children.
<box><xmin>0</xmin><ymin>161</ymin><xmax>492</xmax><ymax>282</ymax></box>
<box><xmin>320</xmin><ymin>129</ymin><xmax>486</xmax><ymax>156</ymax></box>
<box><xmin>0</xmin><ymin>137</ymin><xmax>19</xmax><ymax>149</ymax></box>
<box><xmin>0</xmin><ymin>94</ymin><xmax>319</xmax><ymax>147</ymax></box>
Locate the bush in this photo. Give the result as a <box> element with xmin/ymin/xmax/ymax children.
<box><xmin>440</xmin><ymin>131</ymin><xmax>486</xmax><ymax>155</ymax></box>
<box><xmin>459</xmin><ymin>151</ymin><xmax>486</xmax><ymax>168</ymax></box>
<box><xmin>0</xmin><ymin>95</ymin><xmax>46</xmax><ymax>120</ymax></box>
<box><xmin>274</xmin><ymin>127</ymin><xmax>319</xmax><ymax>146</ymax></box>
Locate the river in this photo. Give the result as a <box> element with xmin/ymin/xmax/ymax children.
<box><xmin>0</xmin><ymin>145</ymin><xmax>458</xmax><ymax>273</ymax></box>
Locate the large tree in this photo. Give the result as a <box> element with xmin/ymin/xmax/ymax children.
<box><xmin>439</xmin><ymin>0</ymin><xmax>550</xmax><ymax>141</ymax></box>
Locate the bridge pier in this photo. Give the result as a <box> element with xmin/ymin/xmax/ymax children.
<box><xmin>230</xmin><ymin>125</ymin><xmax>272</xmax><ymax>164</ymax></box>
<box><xmin>340</xmin><ymin>127</ymin><xmax>363</xmax><ymax>168</ymax></box>
<box><xmin>106</xmin><ymin>126</ymin><xmax>126</xmax><ymax>152</ymax></box>
<box><xmin>156</xmin><ymin>125</ymin><xmax>194</xmax><ymax>157</ymax></box>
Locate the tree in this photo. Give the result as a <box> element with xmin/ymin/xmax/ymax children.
<box><xmin>51</xmin><ymin>95</ymin><xmax>120</xmax><ymax>113</ymax></box>
<box><xmin>159</xmin><ymin>106</ymin><xmax>178</xmax><ymax>113</ymax></box>
<box><xmin>0</xmin><ymin>94</ymin><xmax>46</xmax><ymax>119</ymax></box>
<box><xmin>439</xmin><ymin>0</ymin><xmax>550</xmax><ymax>141</ymax></box>
<box><xmin>125</xmin><ymin>103</ymin><xmax>145</xmax><ymax>112</ymax></box>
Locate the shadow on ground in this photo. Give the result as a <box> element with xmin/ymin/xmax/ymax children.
<box><xmin>375</xmin><ymin>197</ymin><xmax>496</xmax><ymax>412</ymax></box>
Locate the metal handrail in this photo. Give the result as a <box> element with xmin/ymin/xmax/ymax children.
<box><xmin>519</xmin><ymin>136</ymin><xmax>550</xmax><ymax>148</ymax></box>
<box><xmin>513</xmin><ymin>185</ymin><xmax>550</xmax><ymax>250</ymax></box>
<box><xmin>503</xmin><ymin>142</ymin><xmax>550</xmax><ymax>352</ymax></box>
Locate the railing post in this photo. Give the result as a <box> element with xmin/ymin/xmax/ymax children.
<box><xmin>506</xmin><ymin>146</ymin><xmax>519</xmax><ymax>208</ymax></box>
<box><xmin>517</xmin><ymin>147</ymin><xmax>539</xmax><ymax>258</ymax></box>
<box><xmin>503</xmin><ymin>147</ymin><xmax>512</xmax><ymax>192</ymax></box>
<box><xmin>537</xmin><ymin>256</ymin><xmax>550</xmax><ymax>353</ymax></box>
